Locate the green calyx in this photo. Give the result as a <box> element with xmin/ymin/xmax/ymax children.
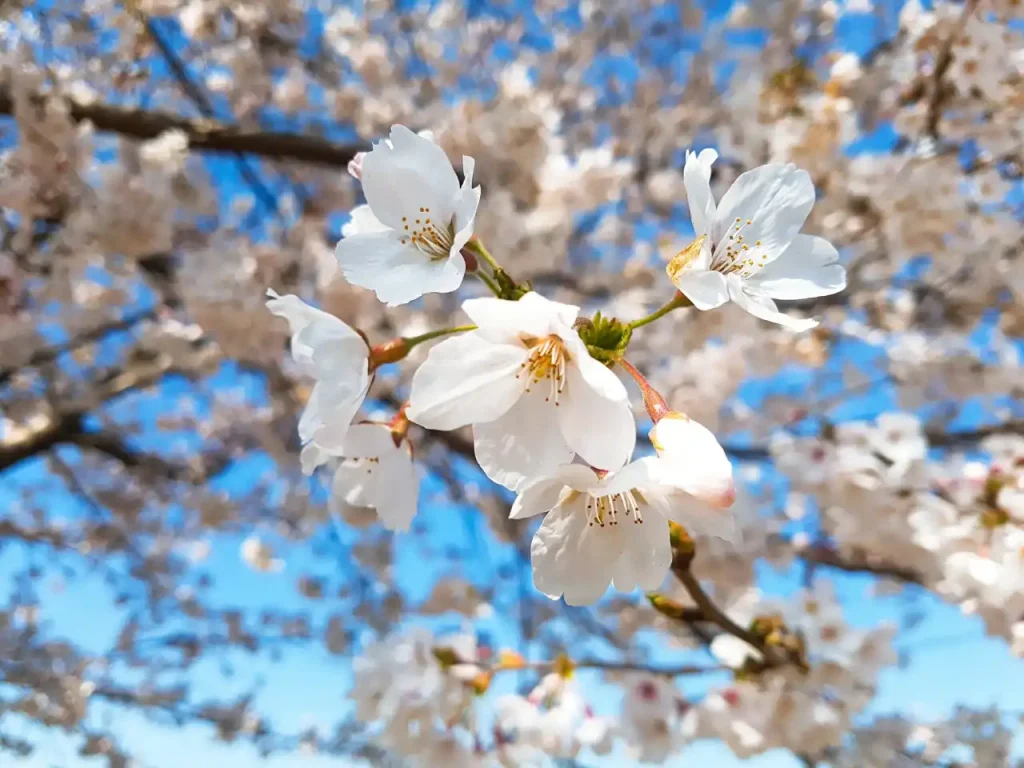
<box><xmin>493</xmin><ymin>269</ymin><xmax>531</xmax><ymax>300</ymax></box>
<box><xmin>577</xmin><ymin>312</ymin><xmax>632</xmax><ymax>365</ymax></box>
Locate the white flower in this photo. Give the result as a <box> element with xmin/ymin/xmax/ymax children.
<box><xmin>266</xmin><ymin>290</ymin><xmax>370</xmax><ymax>466</ymax></box>
<box><xmin>329</xmin><ymin>422</ymin><xmax>419</xmax><ymax>532</ymax></box>
<box><xmin>406</xmin><ymin>292</ymin><xmax>635</xmax><ymax>491</ymax></box>
<box><xmin>620</xmin><ymin>676</ymin><xmax>692</xmax><ymax>763</ymax></box>
<box><xmin>335</xmin><ymin>125</ymin><xmax>481</xmax><ymax>307</ymax></box>
<box><xmin>667</xmin><ymin>149</ymin><xmax>846</xmax><ymax>330</ymax></box>
<box><xmin>512</xmin><ymin>456</ymin><xmax>730</xmax><ymax>605</ymax></box>
<box><xmin>649</xmin><ymin>411</ymin><xmax>737</xmax><ymax>510</ymax></box>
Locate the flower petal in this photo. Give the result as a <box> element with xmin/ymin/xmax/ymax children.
<box><xmin>509</xmin><ymin>473</ymin><xmax>571</xmax><ymax>520</ymax></box>
<box><xmin>727</xmin><ymin>275</ymin><xmax>818</xmax><ymax>332</ymax></box>
<box><xmin>649</xmin><ymin>414</ymin><xmax>735</xmax><ymax>507</ymax></box>
<box><xmin>462</xmin><ymin>292</ymin><xmax>580</xmax><ymax>344</ymax></box>
<box><xmin>474</xmin><ymin>386</ymin><xmax>575</xmax><ymax>492</ymax></box>
<box><xmin>303</xmin><ymin>375</ymin><xmax>371</xmax><ymax>451</ymax></box>
<box><xmin>713</xmin><ymin>163</ymin><xmax>815</xmax><ymax>264</ymax></box>
<box><xmin>450</xmin><ymin>155</ymin><xmax>481</xmax><ymax>258</ymax></box>
<box><xmin>373</xmin><ymin>450</ymin><xmax>419</xmax><ymax>532</ymax></box>
<box><xmin>531</xmin><ymin>498</ymin><xmax>621</xmax><ymax>606</ymax></box>
<box><xmin>646</xmin><ymin>488</ymin><xmax>738</xmax><ymax>542</ymax></box>
<box><xmin>683</xmin><ymin>148</ymin><xmax>718</xmax><ymax>237</ymax></box>
<box><xmin>266</xmin><ymin>289</ymin><xmax>366</xmax><ymax>367</ymax></box>
<box><xmin>559</xmin><ymin>356</ymin><xmax>635</xmax><ymax>472</ymax></box>
<box><xmin>342</xmin><ymin>204</ymin><xmax>389</xmax><ymax>237</ymax></box>
<box><xmin>671</xmin><ymin>268</ymin><xmax>729</xmax><ymax>310</ymax></box>
<box><xmin>609</xmin><ymin>509</ymin><xmax>671</xmax><ymax>594</ymax></box>
<box><xmin>335</xmin><ymin>231</ymin><xmax>464</xmax><ymax>307</ymax></box>
<box><xmin>360</xmin><ymin>125</ymin><xmax>460</xmax><ymax>231</ymax></box>
<box><xmin>406</xmin><ymin>332</ymin><xmax>528</xmax><ymax>431</ymax></box>
<box><xmin>746</xmin><ymin>234</ymin><xmax>846</xmax><ymax>300</ymax></box>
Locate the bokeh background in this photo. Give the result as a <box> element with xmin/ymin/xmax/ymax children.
<box><xmin>0</xmin><ymin>0</ymin><xmax>1022</xmax><ymax>766</ymax></box>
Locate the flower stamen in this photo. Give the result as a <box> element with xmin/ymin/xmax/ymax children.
<box><xmin>586</xmin><ymin>490</ymin><xmax>644</xmax><ymax>527</ymax></box>
<box><xmin>517</xmin><ymin>336</ymin><xmax>569</xmax><ymax>406</ymax></box>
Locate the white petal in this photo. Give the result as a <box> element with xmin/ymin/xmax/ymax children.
<box><xmin>300</xmin><ymin>442</ymin><xmax>329</xmax><ymax>475</ymax></box>
<box><xmin>451</xmin><ymin>155</ymin><xmax>481</xmax><ymax>254</ymax></box>
<box><xmin>609</xmin><ymin>508</ymin><xmax>671</xmax><ymax>594</ymax></box>
<box><xmin>509</xmin><ymin>473</ymin><xmax>571</xmax><ymax>520</ymax></box>
<box><xmin>462</xmin><ymin>292</ymin><xmax>580</xmax><ymax>343</ymax></box>
<box><xmin>557</xmin><ymin>356</ymin><xmax>635</xmax><ymax>473</ymax></box>
<box><xmin>671</xmin><ymin>268</ymin><xmax>729</xmax><ymax>311</ymax></box>
<box><xmin>406</xmin><ymin>332</ymin><xmax>528</xmax><ymax>431</ymax></box>
<box><xmin>474</xmin><ymin>386</ymin><xmax>575</xmax><ymax>492</ymax></box>
<box><xmin>332</xmin><ymin>457</ymin><xmax>377</xmax><ymax>509</ymax></box>
<box><xmin>649</xmin><ymin>414</ymin><xmax>735</xmax><ymax>507</ymax></box>
<box><xmin>683</xmin><ymin>148</ymin><xmax>718</xmax><ymax>237</ymax></box>
<box><xmin>373</xmin><ymin>450</ymin><xmax>419</xmax><ymax>532</ymax></box>
<box><xmin>711</xmin><ymin>634</ymin><xmax>762</xmax><ymax>667</ymax></box>
<box><xmin>342</xmin><ymin>204</ymin><xmax>389</xmax><ymax>237</ymax></box>
<box><xmin>339</xmin><ymin>422</ymin><xmax>395</xmax><ymax>457</ymax></box>
<box><xmin>727</xmin><ymin>275</ymin><xmax>818</xmax><ymax>332</ymax></box>
<box><xmin>266</xmin><ymin>290</ymin><xmax>366</xmax><ymax>366</ymax></box>
<box><xmin>745</xmin><ymin>234</ymin><xmax>846</xmax><ymax>300</ymax></box>
<box><xmin>360</xmin><ymin>125</ymin><xmax>459</xmax><ymax>231</ymax></box>
<box><xmin>303</xmin><ymin>375</ymin><xmax>370</xmax><ymax>451</ymax></box>
<box><xmin>713</xmin><ymin>163</ymin><xmax>814</xmax><ymax>263</ymax></box>
<box><xmin>335</xmin><ymin>231</ymin><xmax>464</xmax><ymax>307</ymax></box>
<box><xmin>646</xmin><ymin>488</ymin><xmax>738</xmax><ymax>542</ymax></box>
<box><xmin>531</xmin><ymin>499</ymin><xmax>620</xmax><ymax>606</ymax></box>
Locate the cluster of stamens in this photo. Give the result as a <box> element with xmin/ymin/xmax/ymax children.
<box><xmin>517</xmin><ymin>336</ymin><xmax>568</xmax><ymax>406</ymax></box>
<box><xmin>400</xmin><ymin>207</ymin><xmax>455</xmax><ymax>261</ymax></box>
<box><xmin>585</xmin><ymin>491</ymin><xmax>644</xmax><ymax>527</ymax></box>
<box><xmin>710</xmin><ymin>217</ymin><xmax>767</xmax><ymax>278</ymax></box>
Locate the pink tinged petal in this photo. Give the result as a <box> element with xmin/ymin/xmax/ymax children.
<box><xmin>644</xmin><ymin>487</ymin><xmax>738</xmax><ymax>543</ymax></box>
<box><xmin>406</xmin><ymin>331</ymin><xmax>528</xmax><ymax>431</ymax></box>
<box><xmin>608</xmin><ymin>508</ymin><xmax>672</xmax><ymax>594</ymax></box>
<box><xmin>712</xmin><ymin>163</ymin><xmax>815</xmax><ymax>264</ymax></box>
<box><xmin>559</xmin><ymin>356</ymin><xmax>635</xmax><ymax>472</ymax></box>
<box><xmin>649</xmin><ymin>414</ymin><xmax>735</xmax><ymax>508</ymax></box>
<box><xmin>335</xmin><ymin>230</ymin><xmax>464</xmax><ymax>307</ymax></box>
<box><xmin>683</xmin><ymin>148</ymin><xmax>718</xmax><ymax>237</ymax></box>
<box><xmin>474</xmin><ymin>386</ymin><xmax>575</xmax><ymax>492</ymax></box>
<box><xmin>530</xmin><ymin>498</ymin><xmax>622</xmax><ymax>606</ymax></box>
<box><xmin>745</xmin><ymin>234</ymin><xmax>846</xmax><ymax>300</ymax></box>
<box><xmin>359</xmin><ymin>125</ymin><xmax>460</xmax><ymax>231</ymax></box>
<box><xmin>670</xmin><ymin>268</ymin><xmax>729</xmax><ymax>310</ymax></box>
<box><xmin>727</xmin><ymin>275</ymin><xmax>818</xmax><ymax>332</ymax></box>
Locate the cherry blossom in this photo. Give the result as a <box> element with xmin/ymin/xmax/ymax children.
<box><xmin>649</xmin><ymin>411</ymin><xmax>738</xmax><ymax>511</ymax></box>
<box><xmin>328</xmin><ymin>422</ymin><xmax>419</xmax><ymax>532</ymax></box>
<box><xmin>511</xmin><ymin>456</ymin><xmax>734</xmax><ymax>605</ymax></box>
<box><xmin>266</xmin><ymin>289</ymin><xmax>370</xmax><ymax>467</ymax></box>
<box><xmin>666</xmin><ymin>150</ymin><xmax>846</xmax><ymax>330</ymax></box>
<box><xmin>334</xmin><ymin>125</ymin><xmax>481</xmax><ymax>307</ymax></box>
<box><xmin>406</xmin><ymin>292</ymin><xmax>635</xmax><ymax>490</ymax></box>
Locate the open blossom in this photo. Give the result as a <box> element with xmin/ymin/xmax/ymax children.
<box><xmin>329</xmin><ymin>422</ymin><xmax>418</xmax><ymax>532</ymax></box>
<box><xmin>512</xmin><ymin>457</ymin><xmax>734</xmax><ymax>605</ymax></box>
<box><xmin>666</xmin><ymin>149</ymin><xmax>846</xmax><ymax>330</ymax></box>
<box><xmin>406</xmin><ymin>292</ymin><xmax>635</xmax><ymax>491</ymax></box>
<box><xmin>620</xmin><ymin>676</ymin><xmax>694</xmax><ymax>763</ymax></box>
<box><xmin>335</xmin><ymin>125</ymin><xmax>481</xmax><ymax>307</ymax></box>
<box><xmin>266</xmin><ymin>290</ymin><xmax>369</xmax><ymax>465</ymax></box>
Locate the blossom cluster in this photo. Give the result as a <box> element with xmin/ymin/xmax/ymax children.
<box><xmin>266</xmin><ymin>125</ymin><xmax>846</xmax><ymax>606</ymax></box>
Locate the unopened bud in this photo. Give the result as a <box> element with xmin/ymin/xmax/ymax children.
<box><xmin>497</xmin><ymin>649</ymin><xmax>526</xmax><ymax>670</ymax></box>
<box><xmin>369</xmin><ymin>338</ymin><xmax>410</xmax><ymax>369</ymax></box>
<box><xmin>553</xmin><ymin>652</ymin><xmax>575</xmax><ymax>679</ymax></box>
<box><xmin>432</xmin><ymin>646</ymin><xmax>461</xmax><ymax>669</ymax></box>
<box><xmin>646</xmin><ymin>593</ymin><xmax>687</xmax><ymax>620</ymax></box>
<box><xmin>470</xmin><ymin>671</ymin><xmax>492</xmax><ymax>695</ymax></box>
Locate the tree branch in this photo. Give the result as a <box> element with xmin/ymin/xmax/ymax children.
<box><xmin>0</xmin><ymin>86</ymin><xmax>365</xmax><ymax>168</ymax></box>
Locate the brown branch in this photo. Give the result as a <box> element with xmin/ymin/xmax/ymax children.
<box><xmin>924</xmin><ymin>0</ymin><xmax>982</xmax><ymax>139</ymax></box>
<box><xmin>799</xmin><ymin>544</ymin><xmax>923</xmax><ymax>584</ymax></box>
<box><xmin>0</xmin><ymin>86</ymin><xmax>365</xmax><ymax>168</ymax></box>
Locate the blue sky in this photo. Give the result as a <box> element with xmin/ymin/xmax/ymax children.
<box><xmin>3</xmin><ymin>0</ymin><xmax>1023</xmax><ymax>766</ymax></box>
